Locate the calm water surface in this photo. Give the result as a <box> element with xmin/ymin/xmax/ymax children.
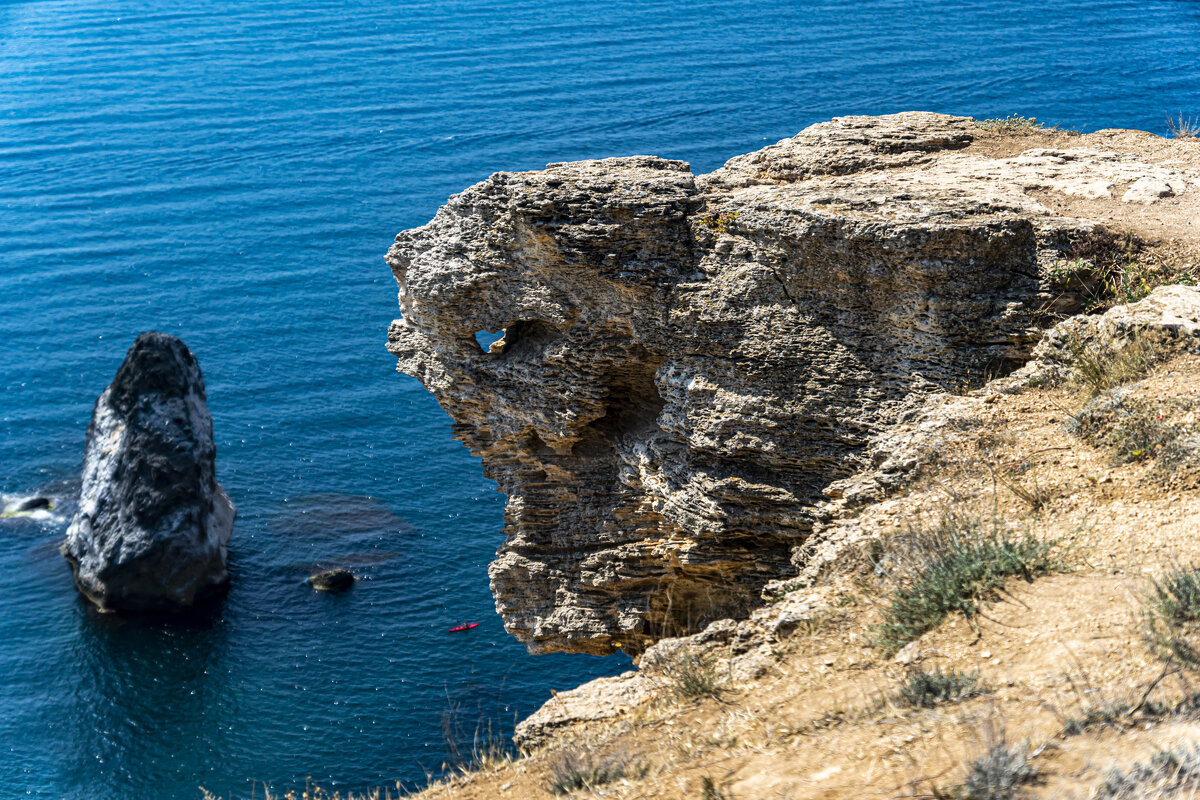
<box><xmin>1</xmin><ymin>0</ymin><xmax>1199</xmax><ymax>796</ymax></box>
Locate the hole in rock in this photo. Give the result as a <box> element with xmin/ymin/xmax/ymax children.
<box><xmin>473</xmin><ymin>330</ymin><xmax>503</xmax><ymax>353</ymax></box>
<box><xmin>494</xmin><ymin>320</ymin><xmax>561</xmax><ymax>358</ymax></box>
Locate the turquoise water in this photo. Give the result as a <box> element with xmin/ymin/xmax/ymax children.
<box><xmin>1</xmin><ymin>0</ymin><xmax>1198</xmax><ymax>796</ymax></box>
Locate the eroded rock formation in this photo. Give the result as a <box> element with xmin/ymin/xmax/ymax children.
<box><xmin>63</xmin><ymin>332</ymin><xmax>235</xmax><ymax>613</ymax></box>
<box><xmin>387</xmin><ymin>112</ymin><xmax>1200</xmax><ymax>655</ymax></box>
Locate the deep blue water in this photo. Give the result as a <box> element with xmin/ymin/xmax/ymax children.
<box><xmin>1</xmin><ymin>0</ymin><xmax>1199</xmax><ymax>797</ymax></box>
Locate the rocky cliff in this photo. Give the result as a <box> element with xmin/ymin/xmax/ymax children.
<box><xmin>387</xmin><ymin>112</ymin><xmax>1200</xmax><ymax>655</ymax></box>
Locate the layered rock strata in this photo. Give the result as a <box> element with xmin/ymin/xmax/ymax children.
<box><xmin>63</xmin><ymin>332</ymin><xmax>235</xmax><ymax>612</ymax></box>
<box><xmin>387</xmin><ymin>112</ymin><xmax>1200</xmax><ymax>655</ymax></box>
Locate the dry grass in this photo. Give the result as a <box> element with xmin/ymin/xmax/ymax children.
<box><xmin>1065</xmin><ymin>332</ymin><xmax>1155</xmax><ymax>398</ymax></box>
<box><xmin>1167</xmin><ymin>113</ymin><xmax>1199</xmax><ymax>140</ymax></box>
<box><xmin>546</xmin><ymin>747</ymin><xmax>643</xmax><ymax>795</ymax></box>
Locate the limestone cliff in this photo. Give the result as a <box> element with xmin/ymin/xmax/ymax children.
<box><xmin>386</xmin><ymin>112</ymin><xmax>1200</xmax><ymax>655</ymax></box>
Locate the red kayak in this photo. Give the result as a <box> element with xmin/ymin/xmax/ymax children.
<box><xmin>448</xmin><ymin>622</ymin><xmax>480</xmax><ymax>633</ymax></box>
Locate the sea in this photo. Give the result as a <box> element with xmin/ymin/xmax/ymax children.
<box><xmin>1</xmin><ymin>0</ymin><xmax>1198</xmax><ymax>796</ymax></box>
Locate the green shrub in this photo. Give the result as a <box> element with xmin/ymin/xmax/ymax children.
<box><xmin>976</xmin><ymin>115</ymin><xmax>1047</xmax><ymax>134</ymax></box>
<box><xmin>898</xmin><ymin>667</ymin><xmax>984</xmax><ymax>708</ymax></box>
<box><xmin>946</xmin><ymin>741</ymin><xmax>1037</xmax><ymax>800</ymax></box>
<box><xmin>1144</xmin><ymin>565</ymin><xmax>1200</xmax><ymax>669</ymax></box>
<box><xmin>1053</xmin><ymin>226</ymin><xmax>1195</xmax><ymax>310</ymax></box>
<box><xmin>872</xmin><ymin>515</ymin><xmax>1061</xmax><ymax>655</ymax></box>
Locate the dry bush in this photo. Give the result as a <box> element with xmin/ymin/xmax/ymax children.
<box><xmin>1167</xmin><ymin>113</ymin><xmax>1199</xmax><ymax>139</ymax></box>
<box><xmin>546</xmin><ymin>747</ymin><xmax>642</xmax><ymax>795</ymax></box>
<box><xmin>898</xmin><ymin>667</ymin><xmax>985</xmax><ymax>709</ymax></box>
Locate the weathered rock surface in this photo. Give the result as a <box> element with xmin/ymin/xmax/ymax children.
<box><xmin>63</xmin><ymin>332</ymin><xmax>235</xmax><ymax>613</ymax></box>
<box><xmin>387</xmin><ymin>112</ymin><xmax>1200</xmax><ymax>655</ymax></box>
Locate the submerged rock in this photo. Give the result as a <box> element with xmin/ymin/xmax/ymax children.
<box><xmin>62</xmin><ymin>332</ymin><xmax>235</xmax><ymax>613</ymax></box>
<box><xmin>307</xmin><ymin>568</ymin><xmax>355</xmax><ymax>592</ymax></box>
<box><xmin>386</xmin><ymin>112</ymin><xmax>1200</xmax><ymax>655</ymax></box>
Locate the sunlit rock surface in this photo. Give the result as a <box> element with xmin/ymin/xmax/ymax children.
<box><xmin>387</xmin><ymin>112</ymin><xmax>1200</xmax><ymax>654</ymax></box>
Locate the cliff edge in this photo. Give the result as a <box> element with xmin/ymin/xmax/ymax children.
<box><xmin>387</xmin><ymin>112</ymin><xmax>1200</xmax><ymax>655</ymax></box>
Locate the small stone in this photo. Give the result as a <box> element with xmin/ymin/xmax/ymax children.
<box><xmin>1122</xmin><ymin>176</ymin><xmax>1174</xmax><ymax>204</ymax></box>
<box><xmin>308</xmin><ymin>568</ymin><xmax>355</xmax><ymax>592</ymax></box>
<box><xmin>892</xmin><ymin>640</ymin><xmax>921</xmax><ymax>665</ymax></box>
<box><xmin>14</xmin><ymin>497</ymin><xmax>51</xmax><ymax>512</ymax></box>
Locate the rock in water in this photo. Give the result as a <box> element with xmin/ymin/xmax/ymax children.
<box><xmin>63</xmin><ymin>332</ymin><xmax>235</xmax><ymax>612</ymax></box>
<box><xmin>308</xmin><ymin>568</ymin><xmax>355</xmax><ymax>592</ymax></box>
<box><xmin>15</xmin><ymin>497</ymin><xmax>51</xmax><ymax>512</ymax></box>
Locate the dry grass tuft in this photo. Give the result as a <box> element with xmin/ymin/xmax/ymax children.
<box><xmin>546</xmin><ymin>747</ymin><xmax>642</xmax><ymax>795</ymax></box>
<box><xmin>1167</xmin><ymin>113</ymin><xmax>1200</xmax><ymax>139</ymax></box>
<box><xmin>662</xmin><ymin>649</ymin><xmax>723</xmax><ymax>701</ymax></box>
<box><xmin>1065</xmin><ymin>332</ymin><xmax>1154</xmax><ymax>399</ymax></box>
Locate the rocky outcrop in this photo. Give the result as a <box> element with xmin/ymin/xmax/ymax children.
<box><xmin>63</xmin><ymin>332</ymin><xmax>235</xmax><ymax>613</ymax></box>
<box><xmin>387</xmin><ymin>112</ymin><xmax>1200</xmax><ymax>655</ymax></box>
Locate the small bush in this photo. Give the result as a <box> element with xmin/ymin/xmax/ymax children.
<box><xmin>899</xmin><ymin>667</ymin><xmax>984</xmax><ymax>709</ymax></box>
<box><xmin>947</xmin><ymin>741</ymin><xmax>1037</xmax><ymax>800</ymax></box>
<box><xmin>1055</xmin><ymin>226</ymin><xmax>1195</xmax><ymax>310</ymax></box>
<box><xmin>1144</xmin><ymin>565</ymin><xmax>1200</xmax><ymax>669</ymax></box>
<box><xmin>1070</xmin><ymin>394</ymin><xmax>1182</xmax><ymax>465</ymax></box>
<box><xmin>1064</xmin><ymin>334</ymin><xmax>1154</xmax><ymax>399</ymax></box>
<box><xmin>547</xmin><ymin>748</ymin><xmax>638</xmax><ymax>795</ymax></box>
<box><xmin>977</xmin><ymin>115</ymin><xmax>1047</xmax><ymax>134</ymax></box>
<box><xmin>872</xmin><ymin>515</ymin><xmax>1061</xmax><ymax>655</ymax></box>
<box><xmin>1061</xmin><ymin>700</ymin><xmax>1133</xmax><ymax>735</ymax></box>
<box><xmin>1167</xmin><ymin>113</ymin><xmax>1199</xmax><ymax>140</ymax></box>
<box><xmin>664</xmin><ymin>649</ymin><xmax>722</xmax><ymax>700</ymax></box>
<box><xmin>699</xmin><ymin>210</ymin><xmax>739</xmax><ymax>232</ymax></box>
<box><xmin>990</xmin><ymin>461</ymin><xmax>1055</xmax><ymax>513</ymax></box>
<box><xmin>1096</xmin><ymin>744</ymin><xmax>1200</xmax><ymax>799</ymax></box>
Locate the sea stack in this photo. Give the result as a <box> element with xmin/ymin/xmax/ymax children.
<box><xmin>63</xmin><ymin>332</ymin><xmax>235</xmax><ymax>612</ymax></box>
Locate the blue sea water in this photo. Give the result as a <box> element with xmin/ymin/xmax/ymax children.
<box><xmin>1</xmin><ymin>0</ymin><xmax>1199</xmax><ymax>796</ymax></box>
